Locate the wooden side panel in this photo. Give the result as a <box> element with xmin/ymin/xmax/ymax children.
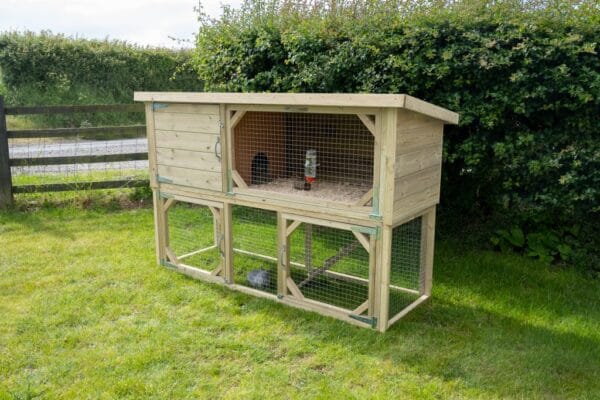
<box><xmin>156</xmin><ymin>148</ymin><xmax>221</xmax><ymax>172</ymax></box>
<box><xmin>157</xmin><ymin>165</ymin><xmax>222</xmax><ymax>191</ymax></box>
<box><xmin>393</xmin><ymin>110</ymin><xmax>444</xmax><ymax>221</ymax></box>
<box><xmin>153</xmin><ymin>104</ymin><xmax>222</xmax><ymax>192</ymax></box>
<box><xmin>154</xmin><ymin>105</ymin><xmax>219</xmax><ymax>134</ymax></box>
<box><xmin>155</xmin><ymin>131</ymin><xmax>217</xmax><ymax>153</ymax></box>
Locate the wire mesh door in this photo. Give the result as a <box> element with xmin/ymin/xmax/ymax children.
<box><xmin>163</xmin><ymin>199</ymin><xmax>224</xmax><ymax>277</ymax></box>
<box><xmin>388</xmin><ymin>217</ymin><xmax>424</xmax><ymax>321</ymax></box>
<box><xmin>231</xmin><ymin>111</ymin><xmax>376</xmax><ymax>206</ymax></box>
<box><xmin>283</xmin><ymin>216</ymin><xmax>375</xmax><ymax>317</ymax></box>
<box><xmin>231</xmin><ymin>205</ymin><xmax>279</xmax><ymax>294</ymax></box>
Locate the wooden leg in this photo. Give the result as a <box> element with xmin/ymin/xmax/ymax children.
<box><xmin>420</xmin><ymin>206</ymin><xmax>436</xmax><ymax>296</ymax></box>
<box><xmin>152</xmin><ymin>190</ymin><xmax>167</xmax><ymax>264</ymax></box>
<box><xmin>222</xmin><ymin>203</ymin><xmax>234</xmax><ymax>283</ymax></box>
<box><xmin>304</xmin><ymin>223</ymin><xmax>313</xmax><ymax>270</ymax></box>
<box><xmin>368</xmin><ymin>233</ymin><xmax>377</xmax><ymax>316</ymax></box>
<box><xmin>376</xmin><ymin>225</ymin><xmax>393</xmax><ymax>332</ymax></box>
<box><xmin>277</xmin><ymin>212</ymin><xmax>290</xmax><ymax>297</ymax></box>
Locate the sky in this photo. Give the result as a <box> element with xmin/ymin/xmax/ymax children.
<box><xmin>0</xmin><ymin>0</ymin><xmax>243</xmax><ymax>48</ymax></box>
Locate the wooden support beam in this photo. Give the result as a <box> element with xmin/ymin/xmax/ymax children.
<box><xmin>286</xmin><ymin>277</ymin><xmax>305</xmax><ymax>300</ymax></box>
<box><xmin>304</xmin><ymin>223</ymin><xmax>313</xmax><ymax>270</ymax></box>
<box><xmin>222</xmin><ymin>203</ymin><xmax>234</xmax><ymax>283</ymax></box>
<box><xmin>352</xmin><ymin>300</ymin><xmax>369</xmax><ymax>316</ymax></box>
<box><xmin>368</xmin><ymin>233</ymin><xmax>377</xmax><ymax>316</ymax></box>
<box><xmin>277</xmin><ymin>212</ymin><xmax>290</xmax><ymax>296</ymax></box>
<box><xmin>178</xmin><ymin>245</ymin><xmax>217</xmax><ymax>260</ymax></box>
<box><xmin>297</xmin><ymin>241</ymin><xmax>360</xmax><ymax>289</ymax></box>
<box><xmin>376</xmin><ymin>225</ymin><xmax>393</xmax><ymax>332</ymax></box>
<box><xmin>229</xmin><ymin>110</ymin><xmax>247</xmax><ymax>129</ymax></box>
<box><xmin>208</xmin><ymin>205</ymin><xmax>222</xmax><ymax>248</ymax></box>
<box><xmin>163</xmin><ymin>198</ymin><xmax>176</xmax><ymax>212</ymax></box>
<box><xmin>352</xmin><ymin>231</ymin><xmax>371</xmax><ymax>253</ymax></box>
<box><xmin>208</xmin><ymin>206</ymin><xmax>221</xmax><ymax>219</ymax></box>
<box><xmin>355</xmin><ymin>188</ymin><xmax>373</xmax><ymax>206</ymax></box>
<box><xmin>211</xmin><ymin>264</ymin><xmax>223</xmax><ymax>277</ymax></box>
<box><xmin>231</xmin><ymin>169</ymin><xmax>248</xmax><ymax>188</ymax></box>
<box><xmin>420</xmin><ymin>206</ymin><xmax>436</xmax><ymax>296</ymax></box>
<box><xmin>357</xmin><ymin>114</ymin><xmax>376</xmax><ymax>137</ymax></box>
<box><xmin>388</xmin><ymin>295</ymin><xmax>429</xmax><ymax>326</ymax></box>
<box><xmin>285</xmin><ymin>220</ymin><xmax>302</xmax><ymax>237</ymax></box>
<box><xmin>152</xmin><ymin>189</ymin><xmax>167</xmax><ymax>263</ymax></box>
<box><xmin>165</xmin><ymin>246</ymin><xmax>179</xmax><ymax>264</ymax></box>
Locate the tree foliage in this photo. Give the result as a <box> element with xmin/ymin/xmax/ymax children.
<box><xmin>0</xmin><ymin>31</ymin><xmax>201</xmax><ymax>105</ymax></box>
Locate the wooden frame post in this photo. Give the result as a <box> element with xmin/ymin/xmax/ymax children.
<box><xmin>0</xmin><ymin>96</ymin><xmax>13</xmax><ymax>208</ymax></box>
<box><xmin>152</xmin><ymin>190</ymin><xmax>168</xmax><ymax>263</ymax></box>
<box><xmin>222</xmin><ymin>203</ymin><xmax>234</xmax><ymax>283</ymax></box>
<box><xmin>375</xmin><ymin>225</ymin><xmax>393</xmax><ymax>332</ymax></box>
<box><xmin>277</xmin><ymin>212</ymin><xmax>290</xmax><ymax>297</ymax></box>
<box><xmin>420</xmin><ymin>206</ymin><xmax>436</xmax><ymax>296</ymax></box>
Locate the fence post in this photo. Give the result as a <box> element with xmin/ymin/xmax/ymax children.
<box><xmin>0</xmin><ymin>96</ymin><xmax>14</xmax><ymax>208</ymax></box>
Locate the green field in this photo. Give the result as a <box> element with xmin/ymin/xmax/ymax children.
<box><xmin>1</xmin><ymin>205</ymin><xmax>599</xmax><ymax>399</ymax></box>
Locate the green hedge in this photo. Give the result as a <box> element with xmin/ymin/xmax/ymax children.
<box><xmin>0</xmin><ymin>31</ymin><xmax>201</xmax><ymax>105</ymax></box>
<box><xmin>193</xmin><ymin>0</ymin><xmax>599</xmax><ymax>269</ymax></box>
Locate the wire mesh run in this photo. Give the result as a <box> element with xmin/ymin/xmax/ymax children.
<box><xmin>233</xmin><ymin>111</ymin><xmax>374</xmax><ymax>205</ymax></box>
<box><xmin>166</xmin><ymin>201</ymin><xmax>222</xmax><ymax>274</ymax></box>
<box><xmin>388</xmin><ymin>217</ymin><xmax>423</xmax><ymax>319</ymax></box>
<box><xmin>232</xmin><ymin>205</ymin><xmax>279</xmax><ymax>294</ymax></box>
<box><xmin>287</xmin><ymin>222</ymin><xmax>371</xmax><ymax>312</ymax></box>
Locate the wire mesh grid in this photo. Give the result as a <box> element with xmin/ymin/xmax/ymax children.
<box><xmin>7</xmin><ymin>113</ymin><xmax>147</xmax><ymax>188</ymax></box>
<box><xmin>232</xmin><ymin>205</ymin><xmax>279</xmax><ymax>294</ymax></box>
<box><xmin>388</xmin><ymin>217</ymin><xmax>423</xmax><ymax>319</ymax></box>
<box><xmin>166</xmin><ymin>201</ymin><xmax>222</xmax><ymax>273</ymax></box>
<box><xmin>288</xmin><ymin>222</ymin><xmax>371</xmax><ymax>312</ymax></box>
<box><xmin>233</xmin><ymin>111</ymin><xmax>374</xmax><ymax>205</ymax></box>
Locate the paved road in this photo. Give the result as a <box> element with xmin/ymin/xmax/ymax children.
<box><xmin>9</xmin><ymin>138</ymin><xmax>148</xmax><ymax>175</ymax></box>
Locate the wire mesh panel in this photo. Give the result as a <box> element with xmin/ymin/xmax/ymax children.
<box><xmin>233</xmin><ymin>111</ymin><xmax>374</xmax><ymax>205</ymax></box>
<box><xmin>287</xmin><ymin>221</ymin><xmax>371</xmax><ymax>312</ymax></box>
<box><xmin>388</xmin><ymin>217</ymin><xmax>423</xmax><ymax>319</ymax></box>
<box><xmin>166</xmin><ymin>200</ymin><xmax>222</xmax><ymax>274</ymax></box>
<box><xmin>232</xmin><ymin>205</ymin><xmax>278</xmax><ymax>294</ymax></box>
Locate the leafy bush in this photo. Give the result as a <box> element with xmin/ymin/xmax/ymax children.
<box><xmin>192</xmin><ymin>0</ymin><xmax>599</xmax><ymax>271</ymax></box>
<box><xmin>0</xmin><ymin>31</ymin><xmax>201</xmax><ymax>105</ymax></box>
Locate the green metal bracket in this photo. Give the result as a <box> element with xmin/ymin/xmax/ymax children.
<box><xmin>369</xmin><ymin>186</ymin><xmax>381</xmax><ymax>220</ymax></box>
<box><xmin>160</xmin><ymin>259</ymin><xmax>177</xmax><ymax>269</ymax></box>
<box><xmin>157</xmin><ymin>175</ymin><xmax>173</xmax><ymax>184</ymax></box>
<box><xmin>349</xmin><ymin>314</ymin><xmax>378</xmax><ymax>329</ymax></box>
<box><xmin>226</xmin><ymin>168</ymin><xmax>234</xmax><ymax>196</ymax></box>
<box><xmin>351</xmin><ymin>225</ymin><xmax>380</xmax><ymax>239</ymax></box>
<box><xmin>152</xmin><ymin>103</ymin><xmax>169</xmax><ymax>111</ymax></box>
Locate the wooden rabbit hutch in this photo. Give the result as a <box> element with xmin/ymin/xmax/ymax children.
<box><xmin>134</xmin><ymin>92</ymin><xmax>458</xmax><ymax>332</ymax></box>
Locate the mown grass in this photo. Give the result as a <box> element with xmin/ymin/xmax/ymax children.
<box><xmin>0</xmin><ymin>205</ymin><xmax>599</xmax><ymax>399</ymax></box>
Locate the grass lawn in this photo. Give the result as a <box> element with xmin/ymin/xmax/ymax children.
<box><xmin>1</xmin><ymin>205</ymin><xmax>599</xmax><ymax>399</ymax></box>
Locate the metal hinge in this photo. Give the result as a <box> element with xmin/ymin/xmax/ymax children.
<box><xmin>153</xmin><ymin>103</ymin><xmax>169</xmax><ymax>111</ymax></box>
<box><xmin>217</xmin><ymin>120</ymin><xmax>224</xmax><ymax>128</ymax></box>
<box><xmin>349</xmin><ymin>314</ymin><xmax>378</xmax><ymax>329</ymax></box>
<box><xmin>156</xmin><ymin>175</ymin><xmax>173</xmax><ymax>184</ymax></box>
<box><xmin>369</xmin><ymin>186</ymin><xmax>381</xmax><ymax>221</ymax></box>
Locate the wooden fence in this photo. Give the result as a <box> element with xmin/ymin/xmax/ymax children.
<box><xmin>0</xmin><ymin>95</ymin><xmax>149</xmax><ymax>208</ymax></box>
